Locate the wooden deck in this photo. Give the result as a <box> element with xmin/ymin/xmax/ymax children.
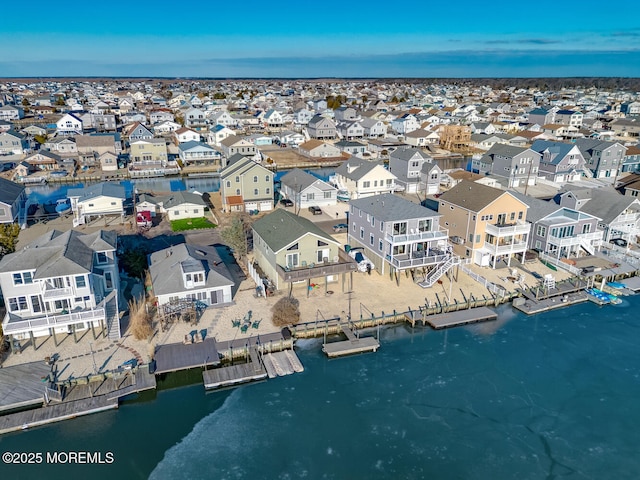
<box><xmin>421</xmin><ymin>306</ymin><xmax>498</xmax><ymax>329</ymax></box>
<box><xmin>520</xmin><ymin>278</ymin><xmax>589</xmax><ymax>301</ymax></box>
<box><xmin>513</xmin><ymin>291</ymin><xmax>590</xmax><ymax>315</ymax></box>
<box><xmin>323</xmin><ymin>336</ymin><xmax>380</xmax><ymax>358</ymax></box>
<box><xmin>0</xmin><ymin>396</ymin><xmax>118</xmax><ymax>435</ymax></box>
<box><xmin>0</xmin><ymin>362</ymin><xmax>52</xmax><ymax>413</ymax></box>
<box><xmin>154</xmin><ymin>338</ymin><xmax>220</xmax><ymax>374</ymax></box>
<box><xmin>202</xmin><ymin>364</ymin><xmax>267</xmax><ymax>390</ymax></box>
<box><xmin>621</xmin><ymin>276</ymin><xmax>640</xmax><ymax>292</ymax></box>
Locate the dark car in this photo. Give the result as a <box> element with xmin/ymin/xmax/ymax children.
<box><xmin>332</xmin><ymin>223</ymin><xmax>348</xmax><ymax>233</ymax></box>
<box><xmin>308</xmin><ymin>206</ymin><xmax>322</xmax><ymax>215</ymax></box>
<box><xmin>610</xmin><ymin>238</ymin><xmax>628</xmax><ymax>247</ymax></box>
<box><xmin>280</xmin><ymin>198</ymin><xmax>294</xmax><ymax>207</ymax></box>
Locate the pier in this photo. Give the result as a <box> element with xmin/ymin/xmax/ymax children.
<box><xmin>153</xmin><ymin>338</ymin><xmax>220</xmax><ymax>374</ymax></box>
<box><xmin>322</xmin><ymin>322</ymin><xmax>380</xmax><ymax>358</ymax></box>
<box><xmin>417</xmin><ymin>306</ymin><xmax>498</xmax><ymax>329</ymax></box>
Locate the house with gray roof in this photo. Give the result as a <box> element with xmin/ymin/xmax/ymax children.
<box><xmin>555</xmin><ymin>187</ymin><xmax>640</xmax><ymax>244</ymax></box>
<box><xmin>307</xmin><ymin>115</ymin><xmax>337</xmax><ymax>140</ymax></box>
<box><xmin>252</xmin><ymin>209</ymin><xmax>356</xmax><ymax>291</ymax></box>
<box><xmin>575</xmin><ymin>138</ymin><xmax>626</xmax><ymax>182</ymax></box>
<box><xmin>510</xmin><ymin>191</ymin><xmax>602</xmax><ymax>258</ymax></box>
<box><xmin>531</xmin><ymin>140</ymin><xmax>586</xmax><ymax>183</ymax></box>
<box><xmin>148</xmin><ymin>243</ymin><xmax>234</xmax><ymax>307</ymax></box>
<box><xmin>472</xmin><ymin>144</ymin><xmax>541</xmax><ymax>188</ymax></box>
<box><xmin>388</xmin><ymin>147</ymin><xmax>434</xmax><ymax>194</ymax></box>
<box><xmin>0</xmin><ymin>229</ymin><xmax>121</xmax><ymax>343</ymax></box>
<box><xmin>155</xmin><ymin>191</ymin><xmax>207</xmax><ymax>221</ymax></box>
<box><xmin>220</xmin><ymin>155</ymin><xmax>273</xmax><ymax>212</ymax></box>
<box><xmin>332</xmin><ymin>159</ymin><xmax>398</xmax><ymax>200</ymax></box>
<box><xmin>0</xmin><ymin>177</ymin><xmax>26</xmax><ymax>224</ymax></box>
<box><xmin>347</xmin><ymin>193</ymin><xmax>449</xmax><ymax>277</ymax></box>
<box><xmin>280</xmin><ymin>168</ymin><xmax>337</xmax><ymax>208</ymax></box>
<box><xmin>67</xmin><ymin>182</ymin><xmax>127</xmax><ymax>227</ymax></box>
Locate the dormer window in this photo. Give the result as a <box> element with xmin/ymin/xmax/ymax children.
<box><xmin>96</xmin><ymin>252</ymin><xmax>108</xmax><ymax>264</ymax></box>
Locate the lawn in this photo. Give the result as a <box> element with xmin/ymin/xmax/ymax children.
<box><xmin>170</xmin><ymin>217</ymin><xmax>216</xmax><ymax>232</ymax></box>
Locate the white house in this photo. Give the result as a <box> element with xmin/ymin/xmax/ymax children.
<box><xmin>67</xmin><ymin>182</ymin><xmax>126</xmax><ymax>227</ymax></box>
<box><xmin>280</xmin><ymin>168</ymin><xmax>337</xmax><ymax>208</ymax></box>
<box><xmin>56</xmin><ymin>113</ymin><xmax>83</xmax><ymax>135</ymax></box>
<box><xmin>155</xmin><ymin>191</ymin><xmax>207</xmax><ymax>221</ymax></box>
<box><xmin>332</xmin><ymin>159</ymin><xmax>398</xmax><ymax>199</ymax></box>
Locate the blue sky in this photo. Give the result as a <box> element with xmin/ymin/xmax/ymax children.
<box><xmin>1</xmin><ymin>0</ymin><xmax>639</xmax><ymax>77</ymax></box>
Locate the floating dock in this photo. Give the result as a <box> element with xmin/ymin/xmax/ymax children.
<box><xmin>620</xmin><ymin>277</ymin><xmax>640</xmax><ymax>292</ymax></box>
<box><xmin>323</xmin><ymin>324</ymin><xmax>380</xmax><ymax>358</ymax></box>
<box><xmin>0</xmin><ymin>362</ymin><xmax>52</xmax><ymax>413</ymax></box>
<box><xmin>513</xmin><ymin>291</ymin><xmax>590</xmax><ymax>314</ymax></box>
<box><xmin>421</xmin><ymin>306</ymin><xmax>498</xmax><ymax>329</ymax></box>
<box><xmin>154</xmin><ymin>338</ymin><xmax>220</xmax><ymax>374</ymax></box>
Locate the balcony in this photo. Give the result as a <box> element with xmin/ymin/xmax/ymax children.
<box><xmin>276</xmin><ymin>250</ymin><xmax>357</xmax><ymax>282</ymax></box>
<box><xmin>390</xmin><ymin>252</ymin><xmax>449</xmax><ymax>270</ymax></box>
<box><xmin>485</xmin><ymin>220</ymin><xmax>530</xmax><ymax>237</ymax></box>
<box><xmin>385</xmin><ymin>227</ymin><xmax>449</xmax><ymax>244</ymax></box>
<box><xmin>2</xmin><ymin>307</ymin><xmax>106</xmax><ymax>336</ymax></box>
<box><xmin>483</xmin><ymin>241</ymin><xmax>528</xmax><ymax>256</ymax></box>
<box><xmin>548</xmin><ymin>230</ymin><xmax>603</xmax><ymax>247</ymax></box>
<box><xmin>43</xmin><ymin>285</ymin><xmax>74</xmax><ymax>300</ymax></box>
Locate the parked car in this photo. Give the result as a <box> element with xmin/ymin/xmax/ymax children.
<box><xmin>348</xmin><ymin>248</ymin><xmax>375</xmax><ymax>273</ymax></box>
<box><xmin>280</xmin><ymin>198</ymin><xmax>294</xmax><ymax>207</ymax></box>
<box><xmin>308</xmin><ymin>206</ymin><xmax>322</xmax><ymax>215</ymax></box>
<box><xmin>332</xmin><ymin>223</ymin><xmax>348</xmax><ymax>233</ymax></box>
<box><xmin>610</xmin><ymin>238</ymin><xmax>628</xmax><ymax>247</ymax></box>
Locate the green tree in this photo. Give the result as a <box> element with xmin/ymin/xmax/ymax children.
<box><xmin>34</xmin><ymin>134</ymin><xmax>47</xmax><ymax>144</ymax></box>
<box><xmin>21</xmin><ymin>98</ymin><xmax>30</xmax><ymax>106</ymax></box>
<box><xmin>220</xmin><ymin>215</ymin><xmax>250</xmax><ymax>259</ymax></box>
<box><xmin>0</xmin><ymin>223</ymin><xmax>20</xmax><ymax>260</ymax></box>
<box><xmin>55</xmin><ymin>97</ymin><xmax>66</xmax><ymax>106</ymax></box>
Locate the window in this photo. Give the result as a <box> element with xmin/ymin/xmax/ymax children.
<box><xmin>253</xmin><ymin>176</ymin><xmax>258</xmax><ymax>183</ymax></box>
<box><xmin>236</xmin><ymin>189</ymin><xmax>240</xmax><ymax>195</ymax></box>
<box><xmin>31</xmin><ymin>295</ymin><xmax>43</xmax><ymax>313</ymax></box>
<box><xmin>105</xmin><ymin>272</ymin><xmax>113</xmax><ymax>290</ymax></box>
<box><xmin>360</xmin><ymin>227</ymin><xmax>364</xmax><ymax>239</ymax></box>
<box><xmin>266</xmin><ymin>188</ymin><xmax>270</xmax><ymax>194</ymax></box>
<box><xmin>235</xmin><ymin>176</ymin><xmax>240</xmax><ymax>182</ymax></box>
<box><xmin>317</xmin><ymin>248</ymin><xmax>330</xmax><ymax>263</ymax></box>
<box><xmin>254</xmin><ymin>189</ymin><xmax>258</xmax><ymax>195</ymax></box>
<box><xmin>379</xmin><ymin>240</ymin><xmax>383</xmax><ymax>251</ymax></box>
<box><xmin>393</xmin><ymin>222</ymin><xmax>407</xmax><ymax>235</ymax></box>
<box><xmin>96</xmin><ymin>252</ymin><xmax>108</xmax><ymax>264</ymax></box>
<box><xmin>582</xmin><ymin>223</ymin><xmax>591</xmax><ymax>234</ymax></box>
<box><xmin>286</xmin><ymin>252</ymin><xmax>299</xmax><ymax>267</ymax></box>
<box><xmin>193</xmin><ymin>273</ymin><xmax>204</xmax><ymax>283</ymax></box>
<box><xmin>75</xmin><ymin>275</ymin><xmax>86</xmax><ymax>288</ymax></box>
<box><xmin>324</xmin><ymin>191</ymin><xmax>332</xmax><ymax>199</ymax></box>
<box><xmin>307</xmin><ymin>193</ymin><xmax>315</xmax><ymax>200</ymax></box>
<box><xmin>536</xmin><ymin>225</ymin><xmax>547</xmax><ymax>237</ymax></box>
<box><xmin>226</xmin><ymin>181</ymin><xmax>231</xmax><ymax>188</ymax></box>
<box><xmin>510</xmin><ymin>212</ymin><xmax>515</xmax><ymax>221</ymax></box>
<box><xmin>518</xmin><ymin>211</ymin><xmax>523</xmax><ymax>220</ymax></box>
<box><xmin>54</xmin><ymin>299</ymin><xmax>70</xmax><ymax>311</ymax></box>
<box><xmin>418</xmin><ymin>219</ymin><xmax>431</xmax><ymax>232</ymax></box>
<box><xmin>265</xmin><ymin>175</ymin><xmax>270</xmax><ymax>182</ymax></box>
<box><xmin>370</xmin><ymin>234</ymin><xmax>374</xmax><ymax>246</ymax></box>
<box><xmin>363</xmin><ymin>181</ymin><xmax>370</xmax><ymax>188</ymax></box>
<box><xmin>13</xmin><ymin>273</ymin><xmax>23</xmax><ymax>285</ymax></box>
<box><xmin>174</xmin><ymin>210</ymin><xmax>180</xmax><ymax>215</ymax></box>
<box><xmin>287</xmin><ymin>243</ymin><xmax>299</xmax><ymax>251</ymax></box>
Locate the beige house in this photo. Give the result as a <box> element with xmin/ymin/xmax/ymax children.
<box><xmin>252</xmin><ymin>209</ymin><xmax>356</xmax><ymax>291</ymax></box>
<box><xmin>130</xmin><ymin>139</ymin><xmax>168</xmax><ymax>164</ymax></box>
<box><xmin>332</xmin><ymin>159</ymin><xmax>398</xmax><ymax>199</ymax></box>
<box><xmin>220</xmin><ymin>155</ymin><xmax>274</xmax><ymax>213</ymax></box>
<box><xmin>437</xmin><ymin>180</ymin><xmax>530</xmax><ymax>268</ymax></box>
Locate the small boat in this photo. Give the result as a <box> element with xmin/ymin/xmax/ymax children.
<box><xmin>337</xmin><ymin>189</ymin><xmax>350</xmax><ymax>202</ymax></box>
<box><xmin>55</xmin><ymin>198</ymin><xmax>71</xmax><ymax>214</ymax></box>
<box><xmin>607</xmin><ymin>281</ymin><xmax>626</xmax><ymax>289</ymax></box>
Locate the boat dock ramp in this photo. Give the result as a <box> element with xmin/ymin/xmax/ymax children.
<box><xmin>323</xmin><ymin>322</ymin><xmax>381</xmax><ymax>358</ymax></box>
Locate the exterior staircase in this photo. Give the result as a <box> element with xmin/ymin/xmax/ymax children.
<box><xmin>104</xmin><ymin>290</ymin><xmax>121</xmax><ymax>340</ymax></box>
<box><xmin>579</xmin><ymin>238</ymin><xmax>595</xmax><ymax>256</ymax></box>
<box><xmin>418</xmin><ymin>255</ymin><xmax>460</xmax><ymax>288</ymax></box>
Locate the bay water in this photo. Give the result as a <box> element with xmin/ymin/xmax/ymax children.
<box><xmin>1</xmin><ymin>296</ymin><xmax>639</xmax><ymax>479</ymax></box>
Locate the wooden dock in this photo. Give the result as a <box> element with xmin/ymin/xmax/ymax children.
<box><xmin>323</xmin><ymin>324</ymin><xmax>380</xmax><ymax>358</ymax></box>
<box><xmin>154</xmin><ymin>338</ymin><xmax>220</xmax><ymax>374</ymax></box>
<box><xmin>262</xmin><ymin>351</ymin><xmax>304</xmax><ymax>378</ymax></box>
<box><xmin>621</xmin><ymin>277</ymin><xmax>640</xmax><ymax>292</ymax></box>
<box><xmin>202</xmin><ymin>364</ymin><xmax>267</xmax><ymax>390</ymax></box>
<box><xmin>0</xmin><ymin>396</ymin><xmax>118</xmax><ymax>435</ymax></box>
<box><xmin>420</xmin><ymin>306</ymin><xmax>498</xmax><ymax>329</ymax></box>
<box><xmin>0</xmin><ymin>362</ymin><xmax>52</xmax><ymax>413</ymax></box>
<box><xmin>513</xmin><ymin>291</ymin><xmax>590</xmax><ymax>314</ymax></box>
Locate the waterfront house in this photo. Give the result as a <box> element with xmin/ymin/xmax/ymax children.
<box><xmin>24</xmin><ymin>151</ymin><xmax>64</xmax><ymax>171</ymax></box>
<box><xmin>555</xmin><ymin>109</ymin><xmax>583</xmax><ymax>128</ymax></box>
<box><xmin>0</xmin><ymin>105</ymin><xmax>24</xmax><ymax>121</ymax></box>
<box><xmin>510</xmin><ymin>191</ymin><xmax>603</xmax><ymax>258</ymax></box>
<box><xmin>337</xmin><ymin>121</ymin><xmax>364</xmax><ymax>140</ymax></box>
<box><xmin>0</xmin><ymin>229</ymin><xmax>121</xmax><ymax>342</ymax></box>
<box><xmin>155</xmin><ymin>191</ymin><xmax>207</xmax><ymax>221</ymax></box>
<box><xmin>335</xmin><ymin>140</ymin><xmax>367</xmax><ymax>156</ymax></box>
<box><xmin>75</xmin><ymin>133</ymin><xmax>120</xmax><ymax>157</ymax></box>
<box><xmin>334</xmin><ymin>106</ymin><xmax>359</xmax><ymax>122</ymax></box>
<box><xmin>293</xmin><ymin>108</ymin><xmax>314</xmax><ymax>125</ymax></box>
<box><xmin>307</xmin><ymin>115</ymin><xmax>337</xmax><ymax>140</ymax></box>
<box><xmin>404</xmin><ymin>128</ymin><xmax>439</xmax><ymax>147</ymax></box>
<box><xmin>388</xmin><ymin>146</ymin><xmax>434</xmax><ymax>194</ymax></box>
<box><xmin>184</xmin><ymin>107</ymin><xmax>208</xmax><ymax>130</ymax></box>
<box><xmin>555</xmin><ymin>187</ymin><xmax>640</xmax><ymax>244</ymax></box>
<box><xmin>298</xmin><ymin>140</ymin><xmax>341</xmax><ymax>158</ymax></box>
<box><xmin>332</xmin><ymin>159</ymin><xmax>398</xmax><ymax>200</ymax></box>
<box><xmin>360</xmin><ymin>118</ymin><xmax>387</xmax><ymax>138</ymax></box>
<box><xmin>130</xmin><ymin>138</ymin><xmax>168</xmax><ymax>166</ymax></box>
<box><xmin>276</xmin><ymin>130</ymin><xmax>305</xmax><ymax>147</ymax></box>
<box><xmin>220</xmin><ymin>156</ymin><xmax>274</xmax><ymax>212</ymax></box>
<box><xmin>148</xmin><ymin>243</ymin><xmax>234</xmax><ymax>308</ymax></box>
<box><xmin>347</xmin><ymin>193</ymin><xmax>449</xmax><ymax>276</ymax></box>
<box><xmin>472</xmin><ymin>144</ymin><xmax>541</xmax><ymax>188</ymax></box>
<box><xmin>0</xmin><ymin>177</ymin><xmax>26</xmax><ymax>224</ymax></box>
<box><xmin>208</xmin><ymin>110</ymin><xmax>236</xmax><ymax>128</ymax></box>
<box><xmin>280</xmin><ymin>168</ymin><xmax>337</xmax><ymax>208</ymax></box>
<box><xmin>150</xmin><ymin>109</ymin><xmax>175</xmax><ymax>124</ymax></box>
<box><xmin>391</xmin><ymin>114</ymin><xmax>420</xmax><ymax>135</ymax></box>
<box><xmin>207</xmin><ymin>124</ymin><xmax>236</xmax><ymax>146</ymax></box>
<box><xmin>67</xmin><ymin>182</ymin><xmax>126</xmax><ymax>227</ymax></box>
<box><xmin>55</xmin><ymin>113</ymin><xmax>83</xmax><ymax>136</ymax></box>
<box><xmin>437</xmin><ymin>180</ymin><xmax>530</xmax><ymax>268</ymax></box>
<box><xmin>575</xmin><ymin>138</ymin><xmax>626</xmax><ymax>182</ymax></box>
<box><xmin>44</xmin><ymin>137</ymin><xmax>78</xmax><ymax>157</ymax></box>
<box><xmin>252</xmin><ymin>209</ymin><xmax>356</xmax><ymax>291</ymax></box>
<box><xmin>220</xmin><ymin>135</ymin><xmax>258</xmax><ymax>159</ymax></box>
<box><xmin>530</xmin><ymin>140</ymin><xmax>586</xmax><ymax>184</ymax></box>
<box><xmin>99</xmin><ymin>151</ymin><xmax>119</xmax><ymax>172</ymax></box>
<box><xmin>178</xmin><ymin>141</ymin><xmax>220</xmax><ymax>167</ymax></box>
<box><xmin>153</xmin><ymin>121</ymin><xmax>181</xmax><ymax>136</ymax></box>
<box><xmin>263</xmin><ymin>109</ymin><xmax>284</xmax><ymax>128</ymax></box>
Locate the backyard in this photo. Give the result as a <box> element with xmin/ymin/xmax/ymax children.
<box><xmin>170</xmin><ymin>217</ymin><xmax>216</xmax><ymax>232</ymax></box>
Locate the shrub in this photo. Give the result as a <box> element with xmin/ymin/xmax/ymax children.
<box><xmin>128</xmin><ymin>296</ymin><xmax>153</xmax><ymax>340</ymax></box>
<box><xmin>271</xmin><ymin>296</ymin><xmax>300</xmax><ymax>327</ymax></box>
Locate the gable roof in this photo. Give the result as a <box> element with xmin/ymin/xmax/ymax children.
<box><xmin>252</xmin><ymin>209</ymin><xmax>337</xmax><ymax>252</ymax></box>
<box><xmin>67</xmin><ymin>182</ymin><xmax>126</xmax><ymax>201</ymax></box>
<box><xmin>334</xmin><ymin>159</ymin><xmax>391</xmax><ymax>181</ymax></box>
<box><xmin>438</xmin><ymin>180</ymin><xmax>511</xmax><ymax>211</ymax></box>
<box><xmin>156</xmin><ymin>191</ymin><xmax>205</xmax><ymax>208</ymax></box>
<box><xmin>0</xmin><ymin>177</ymin><xmax>25</xmax><ymax>205</ymax></box>
<box><xmin>280</xmin><ymin>168</ymin><xmax>334</xmax><ymax>192</ymax></box>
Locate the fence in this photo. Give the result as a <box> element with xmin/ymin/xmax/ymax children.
<box><xmin>458</xmin><ymin>260</ymin><xmax>507</xmax><ymax>296</ymax></box>
<box><xmin>538</xmin><ymin>252</ymin><xmax>583</xmax><ymax>275</ymax></box>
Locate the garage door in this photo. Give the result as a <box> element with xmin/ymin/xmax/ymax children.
<box><xmin>245</xmin><ymin>202</ymin><xmax>257</xmax><ymax>212</ymax></box>
<box><xmin>259</xmin><ymin>201</ymin><xmax>273</xmax><ymax>211</ymax></box>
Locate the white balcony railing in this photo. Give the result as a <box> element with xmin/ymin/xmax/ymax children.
<box><xmin>42</xmin><ymin>286</ymin><xmax>74</xmax><ymax>300</ymax></box>
<box><xmin>2</xmin><ymin>307</ymin><xmax>106</xmax><ymax>335</ymax></box>
<box><xmin>483</xmin><ymin>241</ymin><xmax>528</xmax><ymax>256</ymax></box>
<box><xmin>548</xmin><ymin>230</ymin><xmax>603</xmax><ymax>247</ymax></box>
<box><xmin>485</xmin><ymin>220</ymin><xmax>531</xmax><ymax>237</ymax></box>
<box><xmin>385</xmin><ymin>227</ymin><xmax>449</xmax><ymax>244</ymax></box>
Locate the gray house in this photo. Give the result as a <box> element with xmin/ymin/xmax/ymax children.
<box><xmin>474</xmin><ymin>144</ymin><xmax>541</xmax><ymax>188</ymax></box>
<box><xmin>511</xmin><ymin>191</ymin><xmax>602</xmax><ymax>258</ymax></box>
<box><xmin>347</xmin><ymin>193</ymin><xmax>449</xmax><ymax>277</ymax></box>
<box><xmin>575</xmin><ymin>138</ymin><xmax>626</xmax><ymax>182</ymax></box>
<box><xmin>0</xmin><ymin>177</ymin><xmax>26</xmax><ymax>224</ymax></box>
<box><xmin>531</xmin><ymin>140</ymin><xmax>586</xmax><ymax>184</ymax></box>
<box><xmin>148</xmin><ymin>243</ymin><xmax>234</xmax><ymax>307</ymax></box>
<box><xmin>280</xmin><ymin>168</ymin><xmax>337</xmax><ymax>208</ymax></box>
<box><xmin>307</xmin><ymin>115</ymin><xmax>337</xmax><ymax>140</ymax></box>
<box><xmin>388</xmin><ymin>147</ymin><xmax>434</xmax><ymax>194</ymax></box>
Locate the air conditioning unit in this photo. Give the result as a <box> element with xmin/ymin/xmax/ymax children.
<box><xmin>451</xmin><ymin>236</ymin><xmax>465</xmax><ymax>245</ymax></box>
